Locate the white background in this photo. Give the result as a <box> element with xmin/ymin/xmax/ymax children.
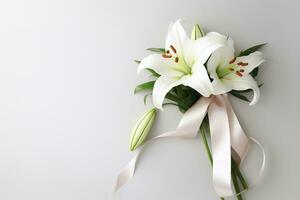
<box><xmin>0</xmin><ymin>0</ymin><xmax>299</xmax><ymax>199</ymax></box>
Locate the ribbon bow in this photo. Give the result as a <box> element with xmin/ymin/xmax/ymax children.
<box><xmin>112</xmin><ymin>94</ymin><xmax>265</xmax><ymax>198</ymax></box>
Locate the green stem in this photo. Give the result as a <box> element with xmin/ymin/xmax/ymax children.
<box><xmin>232</xmin><ymin>168</ymin><xmax>243</xmax><ymax>200</ymax></box>
<box><xmin>200</xmin><ymin>127</ymin><xmax>213</xmax><ymax>165</ymax></box>
<box><xmin>232</xmin><ymin>158</ymin><xmax>248</xmax><ymax>190</ymax></box>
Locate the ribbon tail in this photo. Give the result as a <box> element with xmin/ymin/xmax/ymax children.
<box><xmin>113</xmin><ymin>151</ymin><xmax>139</xmax><ymax>193</ymax></box>
<box><xmin>223</xmin><ymin>94</ymin><xmax>251</xmax><ymax>164</ymax></box>
<box><xmin>221</xmin><ymin>94</ymin><xmax>266</xmax><ymax>194</ymax></box>
<box><xmin>208</xmin><ymin>95</ymin><xmax>233</xmax><ymax>197</ymax></box>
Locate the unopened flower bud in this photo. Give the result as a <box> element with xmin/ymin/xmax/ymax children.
<box><xmin>130</xmin><ymin>108</ymin><xmax>157</xmax><ymax>151</ymax></box>
<box><xmin>191</xmin><ymin>24</ymin><xmax>205</xmax><ymax>40</ymax></box>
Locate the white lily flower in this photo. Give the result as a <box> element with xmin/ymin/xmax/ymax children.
<box><xmin>207</xmin><ymin>37</ymin><xmax>265</xmax><ymax>105</ymax></box>
<box><xmin>138</xmin><ymin>20</ymin><xmax>226</xmax><ymax>109</ymax></box>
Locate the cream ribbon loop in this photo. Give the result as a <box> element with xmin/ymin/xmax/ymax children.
<box><xmin>112</xmin><ymin>95</ymin><xmax>265</xmax><ymax>198</ymax></box>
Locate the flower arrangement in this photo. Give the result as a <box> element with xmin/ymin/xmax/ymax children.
<box><xmin>113</xmin><ymin>19</ymin><xmax>266</xmax><ymax>200</ymax></box>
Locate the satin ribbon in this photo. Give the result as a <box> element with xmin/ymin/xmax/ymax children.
<box><xmin>112</xmin><ymin>94</ymin><xmax>265</xmax><ymax>198</ymax></box>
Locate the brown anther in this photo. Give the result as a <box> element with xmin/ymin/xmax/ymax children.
<box><xmin>229</xmin><ymin>57</ymin><xmax>236</xmax><ymax>64</ymax></box>
<box><xmin>162</xmin><ymin>54</ymin><xmax>172</xmax><ymax>58</ymax></box>
<box><xmin>237</xmin><ymin>62</ymin><xmax>249</xmax><ymax>66</ymax></box>
<box><xmin>236</xmin><ymin>71</ymin><xmax>243</xmax><ymax>77</ymax></box>
<box><xmin>174</xmin><ymin>57</ymin><xmax>179</xmax><ymax>63</ymax></box>
<box><xmin>170</xmin><ymin>45</ymin><xmax>176</xmax><ymax>53</ymax></box>
<box><xmin>166</xmin><ymin>50</ymin><xmax>170</xmax><ymax>54</ymax></box>
<box><xmin>240</xmin><ymin>69</ymin><xmax>245</xmax><ymax>72</ymax></box>
<box><xmin>229</xmin><ymin>67</ymin><xmax>234</xmax><ymax>71</ymax></box>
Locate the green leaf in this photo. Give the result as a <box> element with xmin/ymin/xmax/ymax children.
<box><xmin>147</xmin><ymin>48</ymin><xmax>165</xmax><ymax>54</ymax></box>
<box><xmin>134</xmin><ymin>60</ymin><xmax>141</xmax><ymax>64</ymax></box>
<box><xmin>134</xmin><ymin>81</ymin><xmax>155</xmax><ymax>94</ymax></box>
<box><xmin>184</xmin><ymin>93</ymin><xmax>200</xmax><ymax>108</ymax></box>
<box><xmin>165</xmin><ymin>86</ymin><xmax>201</xmax><ymax>113</ymax></box>
<box><xmin>250</xmin><ymin>67</ymin><xmax>259</xmax><ymax>77</ymax></box>
<box><xmin>259</xmin><ymin>83</ymin><xmax>264</xmax><ymax>88</ymax></box>
<box><xmin>175</xmin><ymin>85</ymin><xmax>188</xmax><ymax>99</ymax></box>
<box><xmin>230</xmin><ymin>91</ymin><xmax>250</xmax><ymax>102</ymax></box>
<box><xmin>165</xmin><ymin>92</ymin><xmax>181</xmax><ymax>103</ymax></box>
<box><xmin>146</xmin><ymin>68</ymin><xmax>160</xmax><ymax>77</ymax></box>
<box><xmin>239</xmin><ymin>43</ymin><xmax>267</xmax><ymax>57</ymax></box>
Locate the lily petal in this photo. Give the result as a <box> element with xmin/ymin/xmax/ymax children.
<box><xmin>187</xmin><ymin>32</ymin><xmax>228</xmax><ymax>66</ymax></box>
<box><xmin>182</xmin><ymin>61</ymin><xmax>213</xmax><ymax>97</ymax></box>
<box><xmin>152</xmin><ymin>76</ymin><xmax>186</xmax><ymax>109</ymax></box>
<box><xmin>211</xmin><ymin>78</ymin><xmax>231</xmax><ymax>95</ymax></box>
<box><xmin>215</xmin><ymin>75</ymin><xmax>260</xmax><ymax>105</ymax></box>
<box><xmin>207</xmin><ymin>37</ymin><xmax>234</xmax><ymax>75</ymax></box>
<box><xmin>207</xmin><ymin>49</ymin><xmax>222</xmax><ymax>80</ymax></box>
<box><xmin>137</xmin><ymin>54</ymin><xmax>182</xmax><ymax>77</ymax></box>
<box><xmin>235</xmin><ymin>51</ymin><xmax>265</xmax><ymax>74</ymax></box>
<box><xmin>165</xmin><ymin>19</ymin><xmax>190</xmax><ymax>60</ymax></box>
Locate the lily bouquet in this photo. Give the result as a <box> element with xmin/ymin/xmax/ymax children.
<box><xmin>113</xmin><ymin>20</ymin><xmax>266</xmax><ymax>200</ymax></box>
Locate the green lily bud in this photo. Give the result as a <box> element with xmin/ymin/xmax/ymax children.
<box><xmin>130</xmin><ymin>108</ymin><xmax>157</xmax><ymax>151</ymax></box>
<box><xmin>191</xmin><ymin>24</ymin><xmax>205</xmax><ymax>40</ymax></box>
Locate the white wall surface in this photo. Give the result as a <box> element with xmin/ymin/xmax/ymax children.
<box><xmin>0</xmin><ymin>0</ymin><xmax>299</xmax><ymax>199</ymax></box>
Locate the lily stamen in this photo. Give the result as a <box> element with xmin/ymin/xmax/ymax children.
<box><xmin>162</xmin><ymin>45</ymin><xmax>180</xmax><ymax>63</ymax></box>
<box><xmin>162</xmin><ymin>54</ymin><xmax>172</xmax><ymax>58</ymax></box>
<box><xmin>170</xmin><ymin>45</ymin><xmax>176</xmax><ymax>53</ymax></box>
<box><xmin>236</xmin><ymin>71</ymin><xmax>243</xmax><ymax>77</ymax></box>
<box><xmin>237</xmin><ymin>62</ymin><xmax>249</xmax><ymax>66</ymax></box>
<box><xmin>229</xmin><ymin>57</ymin><xmax>236</xmax><ymax>64</ymax></box>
